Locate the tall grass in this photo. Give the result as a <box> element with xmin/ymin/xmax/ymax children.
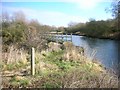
<box><xmin>2</xmin><ymin>45</ymin><xmax>28</xmax><ymax>64</ymax></box>
<box><xmin>1</xmin><ymin>42</ymin><xmax>119</xmax><ymax>88</ymax></box>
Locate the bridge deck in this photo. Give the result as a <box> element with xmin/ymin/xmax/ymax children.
<box><xmin>39</xmin><ymin>33</ymin><xmax>72</xmax><ymax>42</ymax></box>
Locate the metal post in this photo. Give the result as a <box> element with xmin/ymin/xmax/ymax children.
<box><xmin>31</xmin><ymin>47</ymin><xmax>35</xmax><ymax>76</ymax></box>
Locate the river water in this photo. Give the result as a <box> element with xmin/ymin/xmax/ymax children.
<box><xmin>58</xmin><ymin>35</ymin><xmax>120</xmax><ymax>73</ymax></box>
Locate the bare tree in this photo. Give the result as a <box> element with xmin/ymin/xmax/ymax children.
<box><xmin>13</xmin><ymin>11</ymin><xmax>26</xmax><ymax>23</ymax></box>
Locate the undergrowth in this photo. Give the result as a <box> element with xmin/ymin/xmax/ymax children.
<box><xmin>2</xmin><ymin>42</ymin><xmax>118</xmax><ymax>88</ymax></box>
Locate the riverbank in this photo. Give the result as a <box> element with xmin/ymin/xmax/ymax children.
<box><xmin>73</xmin><ymin>32</ymin><xmax>120</xmax><ymax>40</ymax></box>
<box><xmin>1</xmin><ymin>42</ymin><xmax>118</xmax><ymax>88</ymax></box>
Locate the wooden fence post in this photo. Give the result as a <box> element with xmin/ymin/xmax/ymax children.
<box><xmin>56</xmin><ymin>32</ymin><xmax>58</xmax><ymax>43</ymax></box>
<box><xmin>61</xmin><ymin>33</ymin><xmax>63</xmax><ymax>41</ymax></box>
<box><xmin>31</xmin><ymin>47</ymin><xmax>35</xmax><ymax>76</ymax></box>
<box><xmin>66</xmin><ymin>34</ymin><xmax>67</xmax><ymax>41</ymax></box>
<box><xmin>71</xmin><ymin>33</ymin><xmax>72</xmax><ymax>42</ymax></box>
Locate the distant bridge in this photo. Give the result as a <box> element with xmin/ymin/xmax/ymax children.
<box><xmin>39</xmin><ymin>32</ymin><xmax>73</xmax><ymax>43</ymax></box>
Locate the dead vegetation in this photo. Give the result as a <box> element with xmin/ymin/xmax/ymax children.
<box><xmin>1</xmin><ymin>42</ymin><xmax>119</xmax><ymax>88</ymax></box>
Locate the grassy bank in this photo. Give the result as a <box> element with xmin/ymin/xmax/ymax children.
<box><xmin>74</xmin><ymin>32</ymin><xmax>120</xmax><ymax>40</ymax></box>
<box><xmin>1</xmin><ymin>42</ymin><xmax>118</xmax><ymax>88</ymax></box>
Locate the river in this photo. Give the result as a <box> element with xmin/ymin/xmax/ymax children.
<box><xmin>58</xmin><ymin>35</ymin><xmax>120</xmax><ymax>74</ymax></box>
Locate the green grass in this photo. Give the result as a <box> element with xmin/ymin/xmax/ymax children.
<box><xmin>42</xmin><ymin>82</ymin><xmax>61</xmax><ymax>88</ymax></box>
<box><xmin>10</xmin><ymin>76</ymin><xmax>30</xmax><ymax>87</ymax></box>
<box><xmin>41</xmin><ymin>71</ymin><xmax>63</xmax><ymax>88</ymax></box>
<box><xmin>43</xmin><ymin>50</ymin><xmax>80</xmax><ymax>71</ymax></box>
<box><xmin>2</xmin><ymin>43</ymin><xmax>118</xmax><ymax>88</ymax></box>
<box><xmin>3</xmin><ymin>60</ymin><xmax>29</xmax><ymax>71</ymax></box>
<box><xmin>6</xmin><ymin>64</ymin><xmax>16</xmax><ymax>71</ymax></box>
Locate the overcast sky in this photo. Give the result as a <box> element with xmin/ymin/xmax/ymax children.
<box><xmin>2</xmin><ymin>0</ymin><xmax>113</xmax><ymax>27</ymax></box>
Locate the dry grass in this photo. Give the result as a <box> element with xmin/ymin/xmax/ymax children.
<box><xmin>63</xmin><ymin>42</ymin><xmax>84</xmax><ymax>62</ymax></box>
<box><xmin>1</xmin><ymin>42</ymin><xmax>119</xmax><ymax>88</ymax></box>
<box><xmin>2</xmin><ymin>45</ymin><xmax>28</xmax><ymax>64</ymax></box>
<box><xmin>62</xmin><ymin>68</ymin><xmax>118</xmax><ymax>88</ymax></box>
<box><xmin>2</xmin><ymin>45</ymin><xmax>30</xmax><ymax>78</ymax></box>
